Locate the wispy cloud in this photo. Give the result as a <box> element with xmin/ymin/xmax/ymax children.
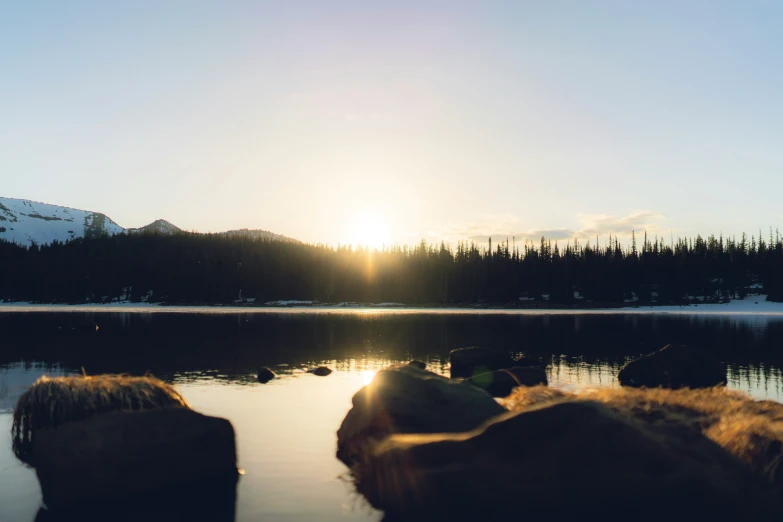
<box><xmin>577</xmin><ymin>211</ymin><xmax>666</xmax><ymax>238</ymax></box>
<box><xmin>432</xmin><ymin>211</ymin><xmax>667</xmax><ymax>245</ymax></box>
<box><xmin>428</xmin><ymin>213</ymin><xmax>522</xmax><ymax>244</ymax></box>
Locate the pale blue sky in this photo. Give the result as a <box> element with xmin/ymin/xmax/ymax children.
<box><xmin>2</xmin><ymin>1</ymin><xmax>782</xmax><ymax>247</ymax></box>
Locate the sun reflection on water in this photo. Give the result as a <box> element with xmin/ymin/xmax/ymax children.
<box><xmin>361</xmin><ymin>370</ymin><xmax>377</xmax><ymax>385</ymax></box>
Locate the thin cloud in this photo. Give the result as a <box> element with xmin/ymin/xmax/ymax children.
<box><xmin>577</xmin><ymin>211</ymin><xmax>665</xmax><ymax>237</ymax></box>
<box><xmin>433</xmin><ymin>213</ymin><xmax>522</xmax><ymax>243</ymax></box>
<box><xmin>518</xmin><ymin>229</ymin><xmax>576</xmax><ymax>241</ymax></box>
<box><xmin>465</xmin><ymin>229</ymin><xmax>575</xmax><ymax>243</ymax></box>
<box><xmin>434</xmin><ymin>211</ymin><xmax>667</xmax><ymax>245</ymax></box>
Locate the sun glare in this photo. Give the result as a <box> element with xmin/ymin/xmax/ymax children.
<box><xmin>361</xmin><ymin>370</ymin><xmax>377</xmax><ymax>385</ymax></box>
<box><xmin>348</xmin><ymin>214</ymin><xmax>391</xmax><ymax>250</ymax></box>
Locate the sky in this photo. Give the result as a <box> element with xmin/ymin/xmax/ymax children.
<box><xmin>2</xmin><ymin>1</ymin><xmax>782</xmax><ymax>248</ymax></box>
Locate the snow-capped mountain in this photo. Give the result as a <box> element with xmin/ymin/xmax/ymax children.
<box><xmin>0</xmin><ymin>197</ymin><xmax>125</xmax><ymax>246</ymax></box>
<box><xmin>0</xmin><ymin>197</ymin><xmax>298</xmax><ymax>247</ymax></box>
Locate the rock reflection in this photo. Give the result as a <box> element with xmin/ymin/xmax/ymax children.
<box><xmin>33</xmin><ymin>476</ymin><xmax>238</xmax><ymax>522</ymax></box>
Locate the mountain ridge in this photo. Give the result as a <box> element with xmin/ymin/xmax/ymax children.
<box><xmin>0</xmin><ymin>197</ymin><xmax>297</xmax><ymax>246</ymax></box>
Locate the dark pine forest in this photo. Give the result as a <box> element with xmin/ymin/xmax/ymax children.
<box><xmin>2</xmin><ymin>230</ymin><xmax>783</xmax><ymax>306</ymax></box>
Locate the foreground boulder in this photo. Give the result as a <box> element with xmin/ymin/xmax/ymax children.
<box><xmin>337</xmin><ymin>365</ymin><xmax>505</xmax><ymax>467</ymax></box>
<box><xmin>310</xmin><ymin>366</ymin><xmax>333</xmax><ymax>376</ymax></box>
<box><xmin>618</xmin><ymin>344</ymin><xmax>727</xmax><ymax>389</ymax></box>
<box><xmin>353</xmin><ymin>401</ymin><xmax>782</xmax><ymax>521</ymax></box>
<box><xmin>12</xmin><ymin>374</ymin><xmax>190</xmax><ymax>466</ymax></box>
<box><xmin>33</xmin><ymin>408</ymin><xmax>239</xmax><ymax>520</ymax></box>
<box><xmin>466</xmin><ymin>366</ymin><xmax>548</xmax><ymax>397</ymax></box>
<box><xmin>502</xmin><ymin>385</ymin><xmax>783</xmax><ymax>490</ymax></box>
<box><xmin>449</xmin><ymin>347</ymin><xmax>517</xmax><ymax>378</ymax></box>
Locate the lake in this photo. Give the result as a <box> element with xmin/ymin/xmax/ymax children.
<box><xmin>2</xmin><ymin>307</ymin><xmax>783</xmax><ymax>521</ymax></box>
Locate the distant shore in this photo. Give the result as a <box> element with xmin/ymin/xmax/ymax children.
<box><xmin>1</xmin><ymin>294</ymin><xmax>781</xmax><ymax>315</ymax></box>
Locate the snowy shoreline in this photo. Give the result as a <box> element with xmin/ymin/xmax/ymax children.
<box><xmin>1</xmin><ymin>295</ymin><xmax>782</xmax><ymax>315</ymax></box>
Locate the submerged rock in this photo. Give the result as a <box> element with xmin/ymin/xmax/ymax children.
<box><xmin>449</xmin><ymin>347</ymin><xmax>516</xmax><ymax>379</ymax></box>
<box><xmin>407</xmin><ymin>360</ymin><xmax>426</xmax><ymax>370</ymax></box>
<box><xmin>336</xmin><ymin>365</ymin><xmax>504</xmax><ymax>467</ymax></box>
<box><xmin>354</xmin><ymin>401</ymin><xmax>782</xmax><ymax>521</ymax></box>
<box><xmin>33</xmin><ymin>408</ymin><xmax>239</xmax><ymax>517</ymax></box>
<box><xmin>257</xmin><ymin>367</ymin><xmax>276</xmax><ymax>383</ymax></box>
<box><xmin>466</xmin><ymin>366</ymin><xmax>548</xmax><ymax>397</ymax></box>
<box><xmin>618</xmin><ymin>344</ymin><xmax>727</xmax><ymax>389</ymax></box>
<box><xmin>310</xmin><ymin>366</ymin><xmax>333</xmax><ymax>376</ymax></box>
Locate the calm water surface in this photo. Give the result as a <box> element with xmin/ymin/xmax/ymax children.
<box><xmin>2</xmin><ymin>308</ymin><xmax>783</xmax><ymax>521</ymax></box>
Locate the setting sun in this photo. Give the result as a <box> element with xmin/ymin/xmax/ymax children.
<box><xmin>347</xmin><ymin>214</ymin><xmax>391</xmax><ymax>250</ymax></box>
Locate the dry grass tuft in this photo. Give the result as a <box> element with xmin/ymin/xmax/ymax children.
<box><xmin>503</xmin><ymin>385</ymin><xmax>783</xmax><ymax>484</ymax></box>
<box><xmin>12</xmin><ymin>374</ymin><xmax>190</xmax><ymax>466</ymax></box>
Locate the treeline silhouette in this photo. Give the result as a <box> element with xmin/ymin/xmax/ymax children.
<box><xmin>1</xmin><ymin>230</ymin><xmax>783</xmax><ymax>305</ymax></box>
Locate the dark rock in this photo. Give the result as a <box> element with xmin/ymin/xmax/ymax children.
<box><xmin>354</xmin><ymin>401</ymin><xmax>782</xmax><ymax>521</ymax></box>
<box><xmin>337</xmin><ymin>365</ymin><xmax>505</xmax><ymax>467</ymax></box>
<box><xmin>407</xmin><ymin>360</ymin><xmax>426</xmax><ymax>370</ymax></box>
<box><xmin>466</xmin><ymin>366</ymin><xmax>548</xmax><ymax>397</ymax></box>
<box><xmin>12</xmin><ymin>374</ymin><xmax>190</xmax><ymax>466</ymax></box>
<box><xmin>310</xmin><ymin>366</ymin><xmax>332</xmax><ymax>376</ymax></box>
<box><xmin>33</xmin><ymin>408</ymin><xmax>239</xmax><ymax>515</ymax></box>
<box><xmin>618</xmin><ymin>344</ymin><xmax>727</xmax><ymax>389</ymax></box>
<box><xmin>449</xmin><ymin>347</ymin><xmax>516</xmax><ymax>379</ymax></box>
<box><xmin>503</xmin><ymin>385</ymin><xmax>783</xmax><ymax>492</ymax></box>
<box><xmin>257</xmin><ymin>367</ymin><xmax>276</xmax><ymax>383</ymax></box>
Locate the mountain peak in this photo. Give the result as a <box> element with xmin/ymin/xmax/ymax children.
<box><xmin>128</xmin><ymin>219</ymin><xmax>182</xmax><ymax>235</ymax></box>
